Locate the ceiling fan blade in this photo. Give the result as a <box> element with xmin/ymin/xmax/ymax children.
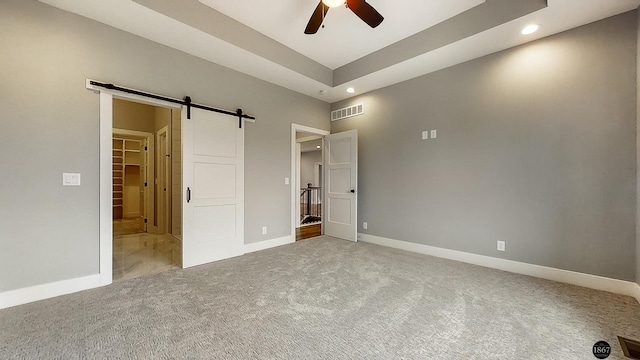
<box><xmin>346</xmin><ymin>0</ymin><xmax>384</xmax><ymax>28</ymax></box>
<box><xmin>305</xmin><ymin>2</ymin><xmax>329</xmax><ymax>34</ymax></box>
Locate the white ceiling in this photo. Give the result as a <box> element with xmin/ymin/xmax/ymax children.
<box><xmin>198</xmin><ymin>0</ymin><xmax>485</xmax><ymax>69</ymax></box>
<box><xmin>39</xmin><ymin>0</ymin><xmax>640</xmax><ymax>103</ymax></box>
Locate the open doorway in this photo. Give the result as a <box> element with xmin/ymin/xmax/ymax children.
<box><xmin>297</xmin><ymin>135</ymin><xmax>322</xmax><ymax>239</ymax></box>
<box><xmin>112</xmin><ymin>130</ymin><xmax>152</xmax><ymax>236</ymax></box>
<box><xmin>112</xmin><ymin>99</ymin><xmax>182</xmax><ymax>282</ymax></box>
<box><xmin>292</xmin><ymin>125</ymin><xmax>329</xmax><ymax>241</ymax></box>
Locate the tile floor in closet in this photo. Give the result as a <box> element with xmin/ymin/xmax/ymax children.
<box><xmin>113</xmin><ymin>219</ymin><xmax>181</xmax><ymax>282</ymax></box>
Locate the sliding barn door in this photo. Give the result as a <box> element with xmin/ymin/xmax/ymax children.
<box><xmin>182</xmin><ymin>107</ymin><xmax>244</xmax><ymax>268</ymax></box>
<box><xmin>324</xmin><ymin>130</ymin><xmax>358</xmax><ymax>242</ymax></box>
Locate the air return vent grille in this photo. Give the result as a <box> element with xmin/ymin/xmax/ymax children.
<box><xmin>331</xmin><ymin>103</ymin><xmax>364</xmax><ymax>121</ymax></box>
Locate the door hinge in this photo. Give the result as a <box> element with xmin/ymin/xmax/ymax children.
<box><xmin>144</xmin><ymin>182</ymin><xmax>148</xmax><ymax>187</ymax></box>
<box><xmin>144</xmin><ymin>146</ymin><xmax>148</xmax><ymax>151</ymax></box>
<box><xmin>144</xmin><ymin>218</ymin><xmax>148</xmax><ymax>223</ymax></box>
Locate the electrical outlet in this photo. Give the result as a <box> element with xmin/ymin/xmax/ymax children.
<box><xmin>262</xmin><ymin>227</ymin><xmax>267</xmax><ymax>235</ymax></box>
<box><xmin>363</xmin><ymin>222</ymin><xmax>368</xmax><ymax>230</ymax></box>
<box><xmin>497</xmin><ymin>241</ymin><xmax>506</xmax><ymax>252</ymax></box>
<box><xmin>285</xmin><ymin>177</ymin><xmax>290</xmax><ymax>185</ymax></box>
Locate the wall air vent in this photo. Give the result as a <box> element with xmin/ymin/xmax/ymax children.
<box><xmin>331</xmin><ymin>103</ymin><xmax>364</xmax><ymax>121</ymax></box>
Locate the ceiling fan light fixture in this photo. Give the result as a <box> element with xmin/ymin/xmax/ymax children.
<box><xmin>521</xmin><ymin>24</ymin><xmax>540</xmax><ymax>35</ymax></box>
<box><xmin>305</xmin><ymin>0</ymin><xmax>383</xmax><ymax>34</ymax></box>
<box><xmin>321</xmin><ymin>0</ymin><xmax>344</xmax><ymax>8</ymax></box>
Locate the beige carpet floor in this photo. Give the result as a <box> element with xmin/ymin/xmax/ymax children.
<box><xmin>1</xmin><ymin>236</ymin><xmax>639</xmax><ymax>359</ymax></box>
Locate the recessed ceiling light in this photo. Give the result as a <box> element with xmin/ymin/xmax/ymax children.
<box><xmin>346</xmin><ymin>87</ymin><xmax>355</xmax><ymax>93</ymax></box>
<box><xmin>321</xmin><ymin>0</ymin><xmax>344</xmax><ymax>8</ymax></box>
<box><xmin>521</xmin><ymin>24</ymin><xmax>540</xmax><ymax>35</ymax></box>
<box><xmin>316</xmin><ymin>145</ymin><xmax>321</xmax><ymax>149</ymax></box>
<box><xmin>319</xmin><ymin>90</ymin><xmax>328</xmax><ymax>96</ymax></box>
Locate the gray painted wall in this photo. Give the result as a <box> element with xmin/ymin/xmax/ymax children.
<box><xmin>637</xmin><ymin>8</ymin><xmax>640</xmax><ymax>286</ymax></box>
<box><xmin>332</xmin><ymin>12</ymin><xmax>638</xmax><ymax>281</ymax></box>
<box><xmin>301</xmin><ymin>151</ymin><xmax>322</xmax><ymax>188</ymax></box>
<box><xmin>0</xmin><ymin>0</ymin><xmax>329</xmax><ymax>292</ymax></box>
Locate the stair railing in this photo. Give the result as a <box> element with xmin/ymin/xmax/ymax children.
<box><xmin>300</xmin><ymin>183</ymin><xmax>322</xmax><ymax>224</ymax></box>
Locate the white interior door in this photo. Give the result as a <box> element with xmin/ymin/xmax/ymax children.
<box><xmin>324</xmin><ymin>130</ymin><xmax>358</xmax><ymax>242</ymax></box>
<box><xmin>182</xmin><ymin>107</ymin><xmax>244</xmax><ymax>268</ymax></box>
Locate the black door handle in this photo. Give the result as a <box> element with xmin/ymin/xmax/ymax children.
<box><xmin>187</xmin><ymin>187</ymin><xmax>191</xmax><ymax>203</ymax></box>
<box><xmin>350</xmin><ymin>189</ymin><xmax>356</xmax><ymax>193</ymax></box>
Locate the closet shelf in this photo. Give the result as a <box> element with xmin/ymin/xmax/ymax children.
<box><xmin>112</xmin><ymin>136</ymin><xmax>144</xmax><ymax>221</ymax></box>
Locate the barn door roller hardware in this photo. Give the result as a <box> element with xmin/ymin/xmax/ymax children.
<box><xmin>89</xmin><ymin>80</ymin><xmax>256</xmax><ymax>128</ymax></box>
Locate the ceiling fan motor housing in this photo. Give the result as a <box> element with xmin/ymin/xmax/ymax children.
<box><xmin>305</xmin><ymin>0</ymin><xmax>384</xmax><ymax>34</ymax></box>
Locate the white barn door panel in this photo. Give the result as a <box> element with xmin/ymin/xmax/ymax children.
<box><xmin>324</xmin><ymin>130</ymin><xmax>358</xmax><ymax>242</ymax></box>
<box><xmin>182</xmin><ymin>108</ymin><xmax>244</xmax><ymax>268</ymax></box>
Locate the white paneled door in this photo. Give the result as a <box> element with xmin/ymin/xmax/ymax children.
<box><xmin>182</xmin><ymin>108</ymin><xmax>244</xmax><ymax>268</ymax></box>
<box><xmin>324</xmin><ymin>130</ymin><xmax>358</xmax><ymax>242</ymax></box>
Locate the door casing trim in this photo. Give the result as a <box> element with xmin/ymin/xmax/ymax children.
<box><xmin>94</xmin><ymin>81</ymin><xmax>181</xmax><ymax>286</ymax></box>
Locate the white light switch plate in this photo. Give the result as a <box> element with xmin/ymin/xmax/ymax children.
<box><xmin>285</xmin><ymin>177</ymin><xmax>290</xmax><ymax>185</ymax></box>
<box><xmin>430</xmin><ymin>130</ymin><xmax>437</xmax><ymax>139</ymax></box>
<box><xmin>422</xmin><ymin>131</ymin><xmax>429</xmax><ymax>140</ymax></box>
<box><xmin>63</xmin><ymin>173</ymin><xmax>81</xmax><ymax>186</ymax></box>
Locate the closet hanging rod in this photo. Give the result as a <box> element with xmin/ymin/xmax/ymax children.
<box><xmin>87</xmin><ymin>80</ymin><xmax>256</xmax><ymax>127</ymax></box>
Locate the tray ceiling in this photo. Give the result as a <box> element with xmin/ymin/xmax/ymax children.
<box><xmin>39</xmin><ymin>0</ymin><xmax>640</xmax><ymax>103</ymax></box>
<box><xmin>198</xmin><ymin>0</ymin><xmax>485</xmax><ymax>69</ymax></box>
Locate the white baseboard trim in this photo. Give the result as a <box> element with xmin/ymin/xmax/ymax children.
<box><xmin>632</xmin><ymin>283</ymin><xmax>640</xmax><ymax>304</ymax></box>
<box><xmin>0</xmin><ymin>274</ymin><xmax>102</xmax><ymax>310</ymax></box>
<box><xmin>359</xmin><ymin>234</ymin><xmax>640</xmax><ymax>303</ymax></box>
<box><xmin>245</xmin><ymin>235</ymin><xmax>294</xmax><ymax>254</ymax></box>
<box><xmin>4</xmin><ymin>237</ymin><xmax>635</xmax><ymax>310</ymax></box>
<box><xmin>1</xmin><ymin>236</ymin><xmax>295</xmax><ymax>310</ymax></box>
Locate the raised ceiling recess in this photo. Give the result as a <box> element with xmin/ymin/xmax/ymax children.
<box><xmin>39</xmin><ymin>0</ymin><xmax>640</xmax><ymax>102</ymax></box>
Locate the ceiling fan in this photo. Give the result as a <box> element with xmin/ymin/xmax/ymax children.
<box><xmin>305</xmin><ymin>0</ymin><xmax>384</xmax><ymax>34</ymax></box>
